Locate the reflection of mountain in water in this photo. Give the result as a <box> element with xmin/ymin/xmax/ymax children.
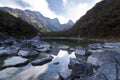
<box><xmin>0</xmin><ymin>50</ymin><xmax>76</xmax><ymax>80</ymax></box>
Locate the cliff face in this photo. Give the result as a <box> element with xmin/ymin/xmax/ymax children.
<box><xmin>0</xmin><ymin>11</ymin><xmax>38</xmax><ymax>38</ymax></box>
<box><xmin>0</xmin><ymin>7</ymin><xmax>74</xmax><ymax>32</ymax></box>
<box><xmin>69</xmin><ymin>0</ymin><xmax>120</xmax><ymax>38</ymax></box>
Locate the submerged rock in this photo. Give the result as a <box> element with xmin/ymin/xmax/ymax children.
<box><xmin>31</xmin><ymin>55</ymin><xmax>53</xmax><ymax>66</ymax></box>
<box><xmin>69</xmin><ymin>58</ymin><xmax>93</xmax><ymax>78</ymax></box>
<box><xmin>2</xmin><ymin>56</ymin><xmax>29</xmax><ymax>68</ymax></box>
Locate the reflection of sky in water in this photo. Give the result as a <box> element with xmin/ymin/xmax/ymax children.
<box><xmin>0</xmin><ymin>50</ymin><xmax>76</xmax><ymax>80</ymax></box>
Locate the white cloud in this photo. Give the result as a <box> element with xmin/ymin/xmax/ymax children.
<box><xmin>67</xmin><ymin>3</ymin><xmax>91</xmax><ymax>22</ymax></box>
<box><xmin>65</xmin><ymin>0</ymin><xmax>102</xmax><ymax>22</ymax></box>
<box><xmin>63</xmin><ymin>0</ymin><xmax>67</xmax><ymax>6</ymax></box>
<box><xmin>0</xmin><ymin>0</ymin><xmax>102</xmax><ymax>24</ymax></box>
<box><xmin>23</xmin><ymin>0</ymin><xmax>68</xmax><ymax>24</ymax></box>
<box><xmin>0</xmin><ymin>0</ymin><xmax>24</xmax><ymax>10</ymax></box>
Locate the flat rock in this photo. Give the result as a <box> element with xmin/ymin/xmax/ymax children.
<box><xmin>88</xmin><ymin>43</ymin><xmax>102</xmax><ymax>49</ymax></box>
<box><xmin>31</xmin><ymin>55</ymin><xmax>53</xmax><ymax>66</ymax></box>
<box><xmin>87</xmin><ymin>50</ymin><xmax>120</xmax><ymax>66</ymax></box>
<box><xmin>97</xmin><ymin>63</ymin><xmax>118</xmax><ymax>80</ymax></box>
<box><xmin>4</xmin><ymin>37</ymin><xmax>17</xmax><ymax>45</ymax></box>
<box><xmin>81</xmin><ymin>73</ymin><xmax>107</xmax><ymax>80</ymax></box>
<box><xmin>59</xmin><ymin>45</ymin><xmax>70</xmax><ymax>50</ymax></box>
<box><xmin>3</xmin><ymin>56</ymin><xmax>29</xmax><ymax>68</ymax></box>
<box><xmin>103</xmin><ymin>42</ymin><xmax>120</xmax><ymax>48</ymax></box>
<box><xmin>75</xmin><ymin>46</ymin><xmax>87</xmax><ymax>56</ymax></box>
<box><xmin>18</xmin><ymin>50</ymin><xmax>39</xmax><ymax>58</ymax></box>
<box><xmin>0</xmin><ymin>46</ymin><xmax>19</xmax><ymax>57</ymax></box>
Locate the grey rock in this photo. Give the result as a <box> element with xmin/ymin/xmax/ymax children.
<box><xmin>88</xmin><ymin>43</ymin><xmax>102</xmax><ymax>49</ymax></box>
<box><xmin>3</xmin><ymin>56</ymin><xmax>29</xmax><ymax>68</ymax></box>
<box><xmin>0</xmin><ymin>46</ymin><xmax>19</xmax><ymax>57</ymax></box>
<box><xmin>69</xmin><ymin>58</ymin><xmax>93</xmax><ymax>78</ymax></box>
<box><xmin>87</xmin><ymin>50</ymin><xmax>120</xmax><ymax>66</ymax></box>
<box><xmin>97</xmin><ymin>63</ymin><xmax>118</xmax><ymax>80</ymax></box>
<box><xmin>31</xmin><ymin>55</ymin><xmax>53</xmax><ymax>66</ymax></box>
<box><xmin>59</xmin><ymin>45</ymin><xmax>70</xmax><ymax>50</ymax></box>
<box><xmin>58</xmin><ymin>70</ymin><xmax>72</xmax><ymax>80</ymax></box>
<box><xmin>69</xmin><ymin>48</ymin><xmax>75</xmax><ymax>51</ymax></box>
<box><xmin>81</xmin><ymin>73</ymin><xmax>107</xmax><ymax>80</ymax></box>
<box><xmin>18</xmin><ymin>50</ymin><xmax>40</xmax><ymax>58</ymax></box>
<box><xmin>75</xmin><ymin>47</ymin><xmax>87</xmax><ymax>56</ymax></box>
<box><xmin>4</xmin><ymin>37</ymin><xmax>17</xmax><ymax>45</ymax></box>
<box><xmin>103</xmin><ymin>42</ymin><xmax>120</xmax><ymax>48</ymax></box>
<box><xmin>88</xmin><ymin>49</ymin><xmax>104</xmax><ymax>53</ymax></box>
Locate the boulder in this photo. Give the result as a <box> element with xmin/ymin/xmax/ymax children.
<box><xmin>88</xmin><ymin>49</ymin><xmax>104</xmax><ymax>53</ymax></box>
<box><xmin>31</xmin><ymin>55</ymin><xmax>53</xmax><ymax>66</ymax></box>
<box><xmin>97</xmin><ymin>63</ymin><xmax>118</xmax><ymax>80</ymax></box>
<box><xmin>58</xmin><ymin>70</ymin><xmax>72</xmax><ymax>80</ymax></box>
<box><xmin>88</xmin><ymin>43</ymin><xmax>102</xmax><ymax>49</ymax></box>
<box><xmin>69</xmin><ymin>58</ymin><xmax>93</xmax><ymax>78</ymax></box>
<box><xmin>59</xmin><ymin>45</ymin><xmax>70</xmax><ymax>50</ymax></box>
<box><xmin>75</xmin><ymin>46</ymin><xmax>87</xmax><ymax>56</ymax></box>
<box><xmin>0</xmin><ymin>49</ymin><xmax>8</xmax><ymax>57</ymax></box>
<box><xmin>35</xmin><ymin>44</ymin><xmax>52</xmax><ymax>53</ymax></box>
<box><xmin>18</xmin><ymin>50</ymin><xmax>40</xmax><ymax>58</ymax></box>
<box><xmin>69</xmin><ymin>48</ymin><xmax>75</xmax><ymax>51</ymax></box>
<box><xmin>4</xmin><ymin>37</ymin><xmax>17</xmax><ymax>45</ymax></box>
<box><xmin>81</xmin><ymin>73</ymin><xmax>107</xmax><ymax>80</ymax></box>
<box><xmin>2</xmin><ymin>56</ymin><xmax>29</xmax><ymax>68</ymax></box>
<box><xmin>103</xmin><ymin>42</ymin><xmax>120</xmax><ymax>48</ymax></box>
<box><xmin>87</xmin><ymin>50</ymin><xmax>120</xmax><ymax>66</ymax></box>
<box><xmin>0</xmin><ymin>46</ymin><xmax>19</xmax><ymax>57</ymax></box>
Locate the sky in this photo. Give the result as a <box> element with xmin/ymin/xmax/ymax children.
<box><xmin>0</xmin><ymin>0</ymin><xmax>101</xmax><ymax>24</ymax></box>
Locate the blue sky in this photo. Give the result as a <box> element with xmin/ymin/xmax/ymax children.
<box><xmin>0</xmin><ymin>0</ymin><xmax>101</xmax><ymax>24</ymax></box>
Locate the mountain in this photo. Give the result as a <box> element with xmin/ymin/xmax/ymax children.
<box><xmin>0</xmin><ymin>7</ymin><xmax>74</xmax><ymax>32</ymax></box>
<box><xmin>0</xmin><ymin>10</ymin><xmax>38</xmax><ymax>38</ymax></box>
<box><xmin>62</xmin><ymin>20</ymin><xmax>74</xmax><ymax>30</ymax></box>
<box><xmin>67</xmin><ymin>0</ymin><xmax>120</xmax><ymax>38</ymax></box>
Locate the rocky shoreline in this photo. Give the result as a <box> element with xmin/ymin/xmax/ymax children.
<box><xmin>0</xmin><ymin>36</ymin><xmax>120</xmax><ymax>80</ymax></box>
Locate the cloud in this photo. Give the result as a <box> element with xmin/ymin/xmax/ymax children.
<box><xmin>0</xmin><ymin>0</ymin><xmax>30</xmax><ymax>10</ymax></box>
<box><xmin>67</xmin><ymin>3</ymin><xmax>90</xmax><ymax>22</ymax></box>
<box><xmin>0</xmin><ymin>0</ymin><xmax>102</xmax><ymax>24</ymax></box>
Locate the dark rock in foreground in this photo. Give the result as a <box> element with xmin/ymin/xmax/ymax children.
<box><xmin>2</xmin><ymin>56</ymin><xmax>29</xmax><ymax>68</ymax></box>
<box><xmin>81</xmin><ymin>73</ymin><xmax>107</xmax><ymax>80</ymax></box>
<box><xmin>58</xmin><ymin>70</ymin><xmax>72</xmax><ymax>80</ymax></box>
<box><xmin>31</xmin><ymin>55</ymin><xmax>53</xmax><ymax>66</ymax></box>
<box><xmin>97</xmin><ymin>63</ymin><xmax>118</xmax><ymax>80</ymax></box>
<box><xmin>69</xmin><ymin>58</ymin><xmax>93</xmax><ymax>78</ymax></box>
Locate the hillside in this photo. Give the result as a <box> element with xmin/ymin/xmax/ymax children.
<box><xmin>0</xmin><ymin>10</ymin><xmax>38</xmax><ymax>38</ymax></box>
<box><xmin>0</xmin><ymin>7</ymin><xmax>74</xmax><ymax>32</ymax></box>
<box><xmin>67</xmin><ymin>0</ymin><xmax>120</xmax><ymax>38</ymax></box>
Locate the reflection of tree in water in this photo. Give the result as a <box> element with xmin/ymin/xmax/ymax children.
<box><xmin>37</xmin><ymin>50</ymin><xmax>76</xmax><ymax>80</ymax></box>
